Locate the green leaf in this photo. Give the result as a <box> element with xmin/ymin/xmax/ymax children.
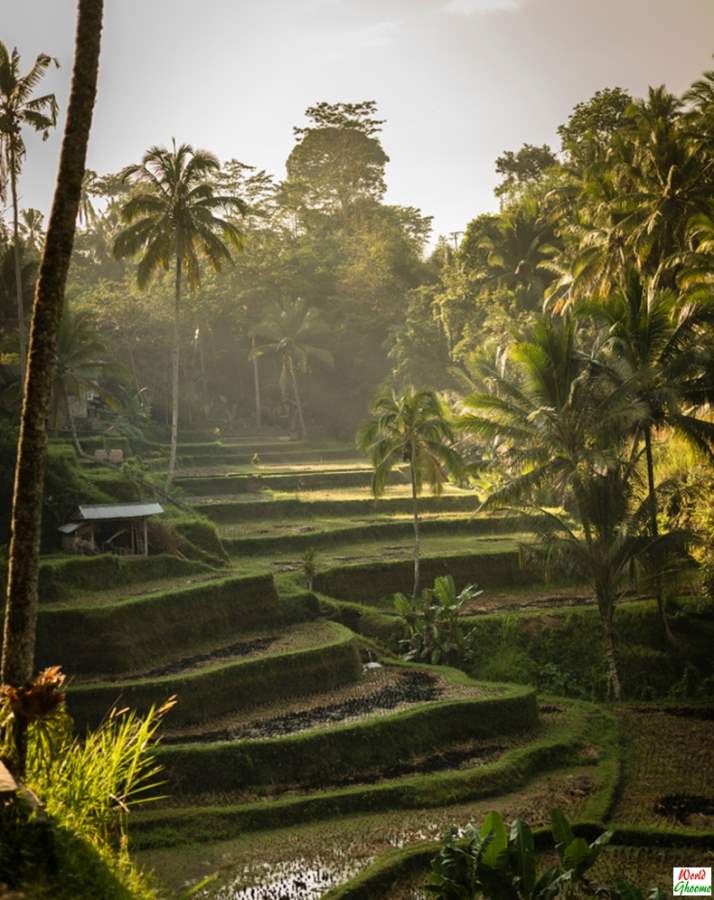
<box><xmin>393</xmin><ymin>593</ymin><xmax>412</xmax><ymax>616</ymax></box>
<box><xmin>509</xmin><ymin>818</ymin><xmax>536</xmax><ymax>894</ymax></box>
<box><xmin>550</xmin><ymin>807</ymin><xmax>575</xmax><ymax>856</ymax></box>
<box><xmin>433</xmin><ymin>574</ymin><xmax>456</xmax><ymax>606</ymax></box>
<box><xmin>479</xmin><ymin>811</ymin><xmax>508</xmax><ymax>870</ymax></box>
<box><xmin>562</xmin><ymin>837</ymin><xmax>590</xmax><ymax>871</ymax></box>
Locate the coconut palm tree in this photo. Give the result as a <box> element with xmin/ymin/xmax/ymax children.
<box><xmin>529</xmin><ymin>459</ymin><xmax>681</xmax><ymax>700</ymax></box>
<box><xmin>357</xmin><ymin>386</ymin><xmax>462</xmax><ymax>598</ymax></box>
<box><xmin>19</xmin><ymin>208</ymin><xmax>45</xmax><ymax>250</ymax></box>
<box><xmin>252</xmin><ymin>298</ymin><xmax>333</xmax><ymax>440</ymax></box>
<box><xmin>614</xmin><ymin>87</ymin><xmax>706</xmax><ymax>289</ymax></box>
<box><xmin>0</xmin><ymin>40</ymin><xmax>58</xmax><ymax>378</ymax></box>
<box><xmin>77</xmin><ymin>167</ymin><xmax>99</xmax><ymax>226</ymax></box>
<box><xmin>113</xmin><ymin>141</ymin><xmax>245</xmax><ymax>485</ymax></box>
<box><xmin>458</xmin><ymin>316</ymin><xmax>644</xmax><ymax>697</ymax></box>
<box><xmin>586</xmin><ymin>270</ymin><xmax>714</xmax><ymax>643</ymax></box>
<box><xmin>2</xmin><ymin>0</ymin><xmax>103</xmax><ymax>698</ymax></box>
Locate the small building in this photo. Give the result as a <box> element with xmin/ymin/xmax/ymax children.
<box><xmin>59</xmin><ymin>502</ymin><xmax>164</xmax><ymax>556</ymax></box>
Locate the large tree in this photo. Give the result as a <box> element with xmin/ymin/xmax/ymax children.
<box><xmin>114</xmin><ymin>142</ymin><xmax>245</xmax><ymax>485</ymax></box>
<box><xmin>284</xmin><ymin>101</ymin><xmax>388</xmax><ymax>220</ymax></box>
<box><xmin>2</xmin><ymin>0</ymin><xmax>104</xmax><ymax>694</ymax></box>
<box><xmin>0</xmin><ymin>40</ymin><xmax>58</xmax><ymax>378</ymax></box>
<box><xmin>358</xmin><ymin>386</ymin><xmax>462</xmax><ymax>598</ymax></box>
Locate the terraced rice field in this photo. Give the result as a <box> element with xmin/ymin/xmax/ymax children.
<box><xmin>36</xmin><ymin>436</ymin><xmax>713</xmax><ymax>898</ymax></box>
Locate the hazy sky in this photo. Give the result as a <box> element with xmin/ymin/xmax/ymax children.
<box><xmin>4</xmin><ymin>0</ymin><xmax>714</xmax><ymax>240</ymax></box>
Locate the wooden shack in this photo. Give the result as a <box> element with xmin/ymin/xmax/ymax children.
<box><xmin>59</xmin><ymin>502</ymin><xmax>164</xmax><ymax>556</ymax></box>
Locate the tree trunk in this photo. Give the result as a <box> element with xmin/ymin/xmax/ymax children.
<box><xmin>410</xmin><ymin>451</ymin><xmax>421</xmax><ymax>599</ymax></box>
<box><xmin>287</xmin><ymin>353</ymin><xmax>306</xmax><ymax>440</ymax></box>
<box><xmin>166</xmin><ymin>247</ymin><xmax>182</xmax><ymax>488</ymax></box>
<box><xmin>644</xmin><ymin>427</ymin><xmax>676</xmax><ymax>646</ymax></box>
<box><xmin>126</xmin><ymin>340</ymin><xmax>140</xmax><ymax>393</ymax></box>
<box><xmin>1</xmin><ymin>0</ymin><xmax>104</xmax><ymax>693</ymax></box>
<box><xmin>10</xmin><ymin>153</ymin><xmax>27</xmax><ymax>380</ymax></box>
<box><xmin>251</xmin><ymin>335</ymin><xmax>262</xmax><ymax>430</ymax></box>
<box><xmin>61</xmin><ymin>380</ymin><xmax>84</xmax><ymax>457</ymax></box>
<box><xmin>573</xmin><ymin>477</ymin><xmax>622</xmax><ymax>697</ymax></box>
<box><xmin>600</xmin><ymin>596</ymin><xmax>622</xmax><ymax>701</ymax></box>
<box><xmin>197</xmin><ymin>325</ymin><xmax>209</xmax><ymax>420</ymax></box>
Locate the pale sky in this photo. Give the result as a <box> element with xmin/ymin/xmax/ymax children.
<box><xmin>4</xmin><ymin>0</ymin><xmax>714</xmax><ymax>240</ymax></box>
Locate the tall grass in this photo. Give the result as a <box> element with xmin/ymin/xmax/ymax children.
<box><xmin>1</xmin><ymin>672</ymin><xmax>178</xmax><ymax>899</ymax></box>
<box><xmin>26</xmin><ymin>697</ymin><xmax>175</xmax><ymax>847</ymax></box>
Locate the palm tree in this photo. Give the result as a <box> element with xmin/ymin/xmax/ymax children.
<box><xmin>2</xmin><ymin>0</ymin><xmax>103</xmax><ymax>701</ymax></box>
<box><xmin>357</xmin><ymin>386</ymin><xmax>462</xmax><ymax>598</ymax></box>
<box><xmin>252</xmin><ymin>298</ymin><xmax>333</xmax><ymax>440</ymax></box>
<box><xmin>77</xmin><ymin>167</ymin><xmax>99</xmax><ymax>226</ymax></box>
<box><xmin>113</xmin><ymin>141</ymin><xmax>245</xmax><ymax>485</ymax></box>
<box><xmin>54</xmin><ymin>307</ymin><xmax>118</xmax><ymax>455</ymax></box>
<box><xmin>19</xmin><ymin>208</ymin><xmax>45</xmax><ymax>250</ymax></box>
<box><xmin>0</xmin><ymin>40</ymin><xmax>58</xmax><ymax>378</ymax></box>
<box><xmin>0</xmin><ymin>240</ymin><xmax>37</xmax><ymax>346</ymax></box>
<box><xmin>531</xmin><ymin>460</ymin><xmax>680</xmax><ymax>699</ymax></box>
<box><xmin>458</xmin><ymin>317</ymin><xmax>643</xmax><ymax>697</ymax></box>
<box><xmin>614</xmin><ymin>87</ymin><xmax>706</xmax><ymax>289</ymax></box>
<box><xmin>471</xmin><ymin>197</ymin><xmax>557</xmax><ymax>312</ymax></box>
<box><xmin>587</xmin><ymin>270</ymin><xmax>714</xmax><ymax>643</ymax></box>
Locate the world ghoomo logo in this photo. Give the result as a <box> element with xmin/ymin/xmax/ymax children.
<box><xmin>673</xmin><ymin>868</ymin><xmax>712</xmax><ymax>897</ymax></box>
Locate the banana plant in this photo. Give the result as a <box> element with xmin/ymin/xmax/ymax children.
<box><xmin>424</xmin><ymin>809</ymin><xmax>665</xmax><ymax>899</ymax></box>
<box><xmin>393</xmin><ymin>575</ymin><xmax>481</xmax><ymax>666</ymax></box>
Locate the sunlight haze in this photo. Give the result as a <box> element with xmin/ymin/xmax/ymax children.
<box><xmin>6</xmin><ymin>0</ymin><xmax>714</xmax><ymax>239</ymax></box>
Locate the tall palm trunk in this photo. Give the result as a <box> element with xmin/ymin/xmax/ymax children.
<box><xmin>197</xmin><ymin>323</ymin><xmax>209</xmax><ymax>419</ymax></box>
<box><xmin>410</xmin><ymin>446</ymin><xmax>421</xmax><ymax>599</ymax></box>
<box><xmin>10</xmin><ymin>152</ymin><xmax>27</xmax><ymax>379</ymax></box>
<box><xmin>126</xmin><ymin>339</ymin><xmax>142</xmax><ymax>399</ymax></box>
<box><xmin>166</xmin><ymin>246</ymin><xmax>182</xmax><ymax>487</ymax></box>
<box><xmin>574</xmin><ymin>478</ymin><xmax>622</xmax><ymax>700</ymax></box>
<box><xmin>598</xmin><ymin>588</ymin><xmax>622</xmax><ymax>701</ymax></box>
<box><xmin>644</xmin><ymin>426</ymin><xmax>675</xmax><ymax>646</ymax></box>
<box><xmin>251</xmin><ymin>334</ymin><xmax>262</xmax><ymax>430</ymax></box>
<box><xmin>2</xmin><ymin>0</ymin><xmax>103</xmax><ymax>695</ymax></box>
<box><xmin>287</xmin><ymin>352</ymin><xmax>306</xmax><ymax>440</ymax></box>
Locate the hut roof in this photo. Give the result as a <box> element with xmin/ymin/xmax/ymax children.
<box><xmin>74</xmin><ymin>502</ymin><xmax>164</xmax><ymax>521</ymax></box>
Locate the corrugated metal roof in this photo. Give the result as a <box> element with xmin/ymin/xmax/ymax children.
<box><xmin>76</xmin><ymin>502</ymin><xmax>164</xmax><ymax>520</ymax></box>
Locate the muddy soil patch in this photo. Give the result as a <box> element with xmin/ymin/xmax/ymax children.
<box><xmin>137</xmin><ymin>635</ymin><xmax>278</xmax><ymax>679</ymax></box>
<box><xmin>654</xmin><ymin>793</ymin><xmax>714</xmax><ymax>824</ymax></box>
<box><xmin>165</xmin><ymin>671</ymin><xmax>440</xmax><ymax>744</ymax></box>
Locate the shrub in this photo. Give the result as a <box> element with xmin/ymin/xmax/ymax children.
<box><xmin>393</xmin><ymin>575</ymin><xmax>481</xmax><ymax>666</ymax></box>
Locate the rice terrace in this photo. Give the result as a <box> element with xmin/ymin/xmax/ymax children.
<box><xmin>1</xmin><ymin>2</ymin><xmax>714</xmax><ymax>898</ymax></box>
